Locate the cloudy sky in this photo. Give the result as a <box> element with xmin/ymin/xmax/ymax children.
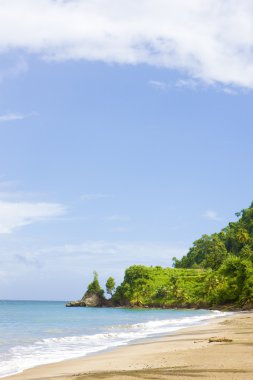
<box><xmin>1</xmin><ymin>0</ymin><xmax>253</xmax><ymax>300</ymax></box>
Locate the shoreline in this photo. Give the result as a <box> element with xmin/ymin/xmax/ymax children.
<box><xmin>5</xmin><ymin>310</ymin><xmax>253</xmax><ymax>380</ymax></box>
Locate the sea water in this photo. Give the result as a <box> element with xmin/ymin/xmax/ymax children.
<box><xmin>0</xmin><ymin>300</ymin><xmax>230</xmax><ymax>378</ymax></box>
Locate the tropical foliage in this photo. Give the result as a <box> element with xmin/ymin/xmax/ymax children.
<box><xmin>106</xmin><ymin>276</ymin><xmax>116</xmax><ymax>295</ymax></box>
<box><xmin>112</xmin><ymin>202</ymin><xmax>253</xmax><ymax>309</ymax></box>
<box><xmin>85</xmin><ymin>271</ymin><xmax>104</xmax><ymax>297</ymax></box>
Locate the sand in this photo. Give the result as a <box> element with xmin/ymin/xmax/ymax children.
<box><xmin>5</xmin><ymin>311</ymin><xmax>253</xmax><ymax>380</ymax></box>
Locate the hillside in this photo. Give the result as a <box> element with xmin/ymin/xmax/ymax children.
<box><xmin>112</xmin><ymin>203</ymin><xmax>253</xmax><ymax>309</ymax></box>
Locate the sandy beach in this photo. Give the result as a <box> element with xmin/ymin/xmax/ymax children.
<box><xmin>6</xmin><ymin>311</ymin><xmax>253</xmax><ymax>380</ymax></box>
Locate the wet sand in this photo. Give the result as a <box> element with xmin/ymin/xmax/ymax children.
<box><xmin>6</xmin><ymin>311</ymin><xmax>253</xmax><ymax>380</ymax></box>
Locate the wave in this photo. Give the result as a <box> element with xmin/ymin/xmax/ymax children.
<box><xmin>0</xmin><ymin>310</ymin><xmax>231</xmax><ymax>378</ymax></box>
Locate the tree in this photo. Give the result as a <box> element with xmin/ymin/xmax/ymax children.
<box><xmin>174</xmin><ymin>234</ymin><xmax>228</xmax><ymax>270</ymax></box>
<box><xmin>106</xmin><ymin>276</ymin><xmax>116</xmax><ymax>296</ymax></box>
<box><xmin>240</xmin><ymin>245</ymin><xmax>253</xmax><ymax>262</ymax></box>
<box><xmin>86</xmin><ymin>271</ymin><xmax>104</xmax><ymax>296</ymax></box>
<box><xmin>236</xmin><ymin>228</ymin><xmax>250</xmax><ymax>244</ymax></box>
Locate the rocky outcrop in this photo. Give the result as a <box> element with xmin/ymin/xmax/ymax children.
<box><xmin>66</xmin><ymin>292</ymin><xmax>105</xmax><ymax>307</ymax></box>
<box><xmin>83</xmin><ymin>293</ymin><xmax>102</xmax><ymax>307</ymax></box>
<box><xmin>66</xmin><ymin>300</ymin><xmax>86</xmax><ymax>307</ymax></box>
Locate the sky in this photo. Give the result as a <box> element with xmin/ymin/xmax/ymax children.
<box><xmin>1</xmin><ymin>0</ymin><xmax>253</xmax><ymax>300</ymax></box>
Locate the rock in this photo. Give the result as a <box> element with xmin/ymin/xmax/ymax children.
<box><xmin>66</xmin><ymin>292</ymin><xmax>104</xmax><ymax>307</ymax></box>
<box><xmin>65</xmin><ymin>300</ymin><xmax>86</xmax><ymax>307</ymax></box>
<box><xmin>82</xmin><ymin>293</ymin><xmax>101</xmax><ymax>307</ymax></box>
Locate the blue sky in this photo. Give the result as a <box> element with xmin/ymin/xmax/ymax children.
<box><xmin>1</xmin><ymin>1</ymin><xmax>253</xmax><ymax>300</ymax></box>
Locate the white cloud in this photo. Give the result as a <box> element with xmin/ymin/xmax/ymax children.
<box><xmin>42</xmin><ymin>240</ymin><xmax>186</xmax><ymax>263</ymax></box>
<box><xmin>1</xmin><ymin>240</ymin><xmax>186</xmax><ymax>270</ymax></box>
<box><xmin>0</xmin><ymin>112</ymin><xmax>37</xmax><ymax>123</ymax></box>
<box><xmin>0</xmin><ymin>201</ymin><xmax>66</xmax><ymax>233</ymax></box>
<box><xmin>149</xmin><ymin>80</ymin><xmax>169</xmax><ymax>91</ymax></box>
<box><xmin>149</xmin><ymin>78</ymin><xmax>203</xmax><ymax>92</ymax></box>
<box><xmin>176</xmin><ymin>78</ymin><xmax>200</xmax><ymax>89</ymax></box>
<box><xmin>0</xmin><ymin>179</ymin><xmax>46</xmax><ymax>200</ymax></box>
<box><xmin>222</xmin><ymin>87</ymin><xmax>238</xmax><ymax>95</ymax></box>
<box><xmin>0</xmin><ymin>1</ymin><xmax>253</xmax><ymax>88</ymax></box>
<box><xmin>203</xmin><ymin>209</ymin><xmax>221</xmax><ymax>221</ymax></box>
<box><xmin>0</xmin><ymin>240</ymin><xmax>187</xmax><ymax>299</ymax></box>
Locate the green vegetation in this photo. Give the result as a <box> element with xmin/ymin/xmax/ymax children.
<box><xmin>112</xmin><ymin>265</ymin><xmax>208</xmax><ymax>308</ymax></box>
<box><xmin>174</xmin><ymin>202</ymin><xmax>253</xmax><ymax>270</ymax></box>
<box><xmin>106</xmin><ymin>276</ymin><xmax>116</xmax><ymax>296</ymax></box>
<box><xmin>111</xmin><ymin>202</ymin><xmax>253</xmax><ymax>309</ymax></box>
<box><xmin>85</xmin><ymin>271</ymin><xmax>104</xmax><ymax>298</ymax></box>
<box><xmin>84</xmin><ymin>202</ymin><xmax>253</xmax><ymax>310</ymax></box>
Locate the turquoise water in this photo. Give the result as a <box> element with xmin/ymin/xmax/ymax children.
<box><xmin>0</xmin><ymin>301</ymin><xmax>230</xmax><ymax>378</ymax></box>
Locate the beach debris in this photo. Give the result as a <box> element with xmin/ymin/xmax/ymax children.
<box><xmin>208</xmin><ymin>336</ymin><xmax>233</xmax><ymax>343</ymax></box>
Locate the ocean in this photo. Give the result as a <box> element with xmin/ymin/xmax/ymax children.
<box><xmin>0</xmin><ymin>300</ymin><xmax>230</xmax><ymax>378</ymax></box>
